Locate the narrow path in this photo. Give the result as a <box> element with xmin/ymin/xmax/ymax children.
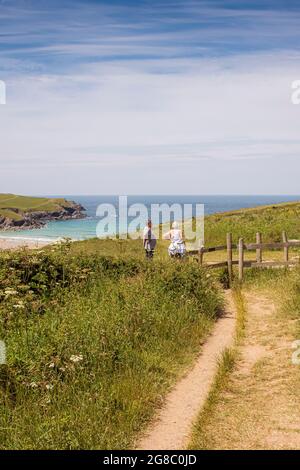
<box><xmin>189</xmin><ymin>288</ymin><xmax>300</xmax><ymax>450</ymax></box>
<box><xmin>136</xmin><ymin>291</ymin><xmax>236</xmax><ymax>450</ymax></box>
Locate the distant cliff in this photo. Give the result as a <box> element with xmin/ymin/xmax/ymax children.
<box><xmin>0</xmin><ymin>194</ymin><xmax>86</xmax><ymax>231</ymax></box>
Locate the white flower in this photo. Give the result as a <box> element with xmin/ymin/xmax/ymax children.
<box><xmin>46</xmin><ymin>384</ymin><xmax>53</xmax><ymax>390</ymax></box>
<box><xmin>49</xmin><ymin>362</ymin><xmax>55</xmax><ymax>368</ymax></box>
<box><xmin>29</xmin><ymin>382</ymin><xmax>38</xmax><ymax>388</ymax></box>
<box><xmin>4</xmin><ymin>289</ymin><xmax>18</xmax><ymax>296</ymax></box>
<box><xmin>70</xmin><ymin>354</ymin><xmax>83</xmax><ymax>363</ymax></box>
<box><xmin>13</xmin><ymin>301</ymin><xmax>25</xmax><ymax>309</ymax></box>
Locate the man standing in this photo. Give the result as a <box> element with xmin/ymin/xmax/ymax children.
<box><xmin>143</xmin><ymin>219</ymin><xmax>156</xmax><ymax>259</ymax></box>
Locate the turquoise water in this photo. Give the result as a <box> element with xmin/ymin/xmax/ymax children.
<box><xmin>1</xmin><ymin>195</ymin><xmax>299</xmax><ymax>242</ymax></box>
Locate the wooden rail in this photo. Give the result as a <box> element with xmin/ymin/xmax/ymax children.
<box><xmin>187</xmin><ymin>231</ymin><xmax>300</xmax><ymax>283</ymax></box>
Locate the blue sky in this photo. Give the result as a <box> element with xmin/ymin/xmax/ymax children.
<box><xmin>1</xmin><ymin>0</ymin><xmax>300</xmax><ymax>194</ymax></box>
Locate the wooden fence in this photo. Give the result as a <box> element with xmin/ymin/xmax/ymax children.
<box><xmin>187</xmin><ymin>231</ymin><xmax>300</xmax><ymax>282</ymax></box>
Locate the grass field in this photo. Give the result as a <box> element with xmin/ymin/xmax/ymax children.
<box><xmin>204</xmin><ymin>200</ymin><xmax>300</xmax><ymax>246</ymax></box>
<box><xmin>0</xmin><ymin>246</ymin><xmax>222</xmax><ymax>449</ymax></box>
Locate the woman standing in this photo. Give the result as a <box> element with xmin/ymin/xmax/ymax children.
<box><xmin>164</xmin><ymin>221</ymin><xmax>186</xmax><ymax>258</ymax></box>
<box><xmin>143</xmin><ymin>219</ymin><xmax>156</xmax><ymax>259</ymax></box>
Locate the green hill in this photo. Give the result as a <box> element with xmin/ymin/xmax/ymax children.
<box><xmin>204</xmin><ymin>200</ymin><xmax>300</xmax><ymax>246</ymax></box>
<box><xmin>0</xmin><ymin>194</ymin><xmax>85</xmax><ymax>229</ymax></box>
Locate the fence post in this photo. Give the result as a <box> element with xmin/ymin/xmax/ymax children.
<box><xmin>227</xmin><ymin>233</ymin><xmax>233</xmax><ymax>284</ymax></box>
<box><xmin>282</xmin><ymin>231</ymin><xmax>289</xmax><ymax>263</ymax></box>
<box><xmin>238</xmin><ymin>238</ymin><xmax>244</xmax><ymax>282</ymax></box>
<box><xmin>256</xmin><ymin>232</ymin><xmax>262</xmax><ymax>263</ymax></box>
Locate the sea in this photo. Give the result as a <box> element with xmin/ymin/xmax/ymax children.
<box><xmin>0</xmin><ymin>195</ymin><xmax>299</xmax><ymax>242</ymax></box>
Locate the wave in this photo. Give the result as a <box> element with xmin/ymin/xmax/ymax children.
<box><xmin>0</xmin><ymin>235</ymin><xmax>60</xmax><ymax>243</ymax></box>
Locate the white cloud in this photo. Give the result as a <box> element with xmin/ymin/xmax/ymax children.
<box><xmin>1</xmin><ymin>1</ymin><xmax>300</xmax><ymax>194</ymax></box>
<box><xmin>1</xmin><ymin>50</ymin><xmax>300</xmax><ymax>195</ymax></box>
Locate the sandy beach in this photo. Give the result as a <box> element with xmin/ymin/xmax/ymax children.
<box><xmin>0</xmin><ymin>237</ymin><xmax>53</xmax><ymax>250</ymax></box>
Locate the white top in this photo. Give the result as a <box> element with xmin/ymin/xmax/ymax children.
<box><xmin>171</xmin><ymin>229</ymin><xmax>182</xmax><ymax>241</ymax></box>
<box><xmin>163</xmin><ymin>228</ymin><xmax>183</xmax><ymax>242</ymax></box>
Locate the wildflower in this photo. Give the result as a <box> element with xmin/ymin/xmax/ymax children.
<box><xmin>29</xmin><ymin>382</ymin><xmax>38</xmax><ymax>388</ymax></box>
<box><xmin>46</xmin><ymin>384</ymin><xmax>54</xmax><ymax>390</ymax></box>
<box><xmin>13</xmin><ymin>301</ymin><xmax>25</xmax><ymax>309</ymax></box>
<box><xmin>4</xmin><ymin>289</ymin><xmax>18</xmax><ymax>296</ymax></box>
<box><xmin>70</xmin><ymin>354</ymin><xmax>83</xmax><ymax>363</ymax></box>
<box><xmin>49</xmin><ymin>362</ymin><xmax>55</xmax><ymax>368</ymax></box>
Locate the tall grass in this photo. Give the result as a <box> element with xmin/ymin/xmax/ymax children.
<box><xmin>205</xmin><ymin>201</ymin><xmax>300</xmax><ymax>246</ymax></box>
<box><xmin>275</xmin><ymin>267</ymin><xmax>300</xmax><ymax>330</ymax></box>
<box><xmin>0</xmin><ymin>247</ymin><xmax>222</xmax><ymax>449</ymax></box>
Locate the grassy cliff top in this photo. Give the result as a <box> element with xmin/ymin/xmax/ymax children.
<box><xmin>0</xmin><ymin>194</ymin><xmax>77</xmax><ymax>220</ymax></box>
<box><xmin>205</xmin><ymin>199</ymin><xmax>300</xmax><ymax>245</ymax></box>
